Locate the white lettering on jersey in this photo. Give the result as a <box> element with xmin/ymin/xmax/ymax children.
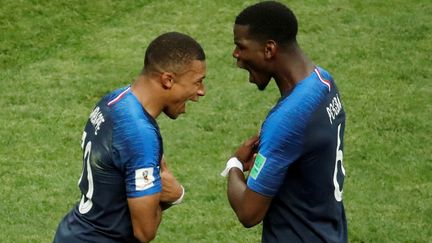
<box><xmin>135</xmin><ymin>168</ymin><xmax>155</xmax><ymax>191</ymax></box>
<box><xmin>89</xmin><ymin>106</ymin><xmax>105</xmax><ymax>135</ymax></box>
<box><xmin>326</xmin><ymin>94</ymin><xmax>342</xmax><ymax>124</ymax></box>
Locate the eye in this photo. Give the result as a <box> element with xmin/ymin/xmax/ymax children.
<box><xmin>236</xmin><ymin>43</ymin><xmax>246</xmax><ymax>50</ymax></box>
<box><xmin>198</xmin><ymin>79</ymin><xmax>206</xmax><ymax>88</ymax></box>
<box><xmin>234</xmin><ymin>42</ymin><xmax>243</xmax><ymax>50</ymax></box>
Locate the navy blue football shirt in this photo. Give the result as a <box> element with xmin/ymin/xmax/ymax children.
<box><xmin>247</xmin><ymin>67</ymin><xmax>347</xmax><ymax>243</ymax></box>
<box><xmin>54</xmin><ymin>86</ymin><xmax>163</xmax><ymax>242</ymax></box>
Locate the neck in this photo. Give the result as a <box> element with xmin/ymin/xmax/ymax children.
<box><xmin>130</xmin><ymin>74</ymin><xmax>164</xmax><ymax>119</ymax></box>
<box><xmin>273</xmin><ymin>46</ymin><xmax>315</xmax><ymax>97</ymax></box>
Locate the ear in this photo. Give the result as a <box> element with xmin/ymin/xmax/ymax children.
<box><xmin>160</xmin><ymin>72</ymin><xmax>174</xmax><ymax>89</ymax></box>
<box><xmin>264</xmin><ymin>40</ymin><xmax>277</xmax><ymax>59</ymax></box>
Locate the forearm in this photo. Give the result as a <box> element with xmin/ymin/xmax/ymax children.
<box><xmin>128</xmin><ymin>195</ymin><xmax>163</xmax><ymax>243</ymax></box>
<box><xmin>224</xmin><ymin>135</ymin><xmax>268</xmax><ymax>227</ymax></box>
<box><xmin>227</xmin><ymin>168</ymin><xmax>250</xmax><ymax>224</ymax></box>
<box><xmin>227</xmin><ymin>168</ymin><xmax>270</xmax><ymax>228</ymax></box>
<box><xmin>135</xmin><ymin>206</ymin><xmax>162</xmax><ymax>243</ymax></box>
<box><xmin>160</xmin><ymin>202</ymin><xmax>172</xmax><ymax>211</ymax></box>
<box><xmin>160</xmin><ymin>159</ymin><xmax>185</xmax><ymax>207</ymax></box>
<box><xmin>160</xmin><ymin>187</ymin><xmax>184</xmax><ymax>211</ymax></box>
<box><xmin>227</xmin><ymin>168</ymin><xmax>247</xmax><ymax>203</ymax></box>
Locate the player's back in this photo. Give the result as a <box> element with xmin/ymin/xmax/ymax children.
<box><xmin>54</xmin><ymin>86</ymin><xmax>161</xmax><ymax>243</ymax></box>
<box><xmin>259</xmin><ymin>67</ymin><xmax>347</xmax><ymax>243</ymax></box>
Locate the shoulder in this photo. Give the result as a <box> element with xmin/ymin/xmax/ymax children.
<box><xmin>106</xmin><ymin>87</ymin><xmax>159</xmax><ymax>135</ymax></box>
<box><xmin>111</xmin><ymin>98</ymin><xmax>160</xmax><ymax>148</ymax></box>
<box><xmin>105</xmin><ymin>87</ymin><xmax>161</xmax><ymax>160</ymax></box>
<box><xmin>262</xmin><ymin>68</ymin><xmax>332</xmax><ymax>140</ymax></box>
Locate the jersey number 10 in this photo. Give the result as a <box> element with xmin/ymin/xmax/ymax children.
<box><xmin>78</xmin><ymin>131</ymin><xmax>94</xmax><ymax>214</ymax></box>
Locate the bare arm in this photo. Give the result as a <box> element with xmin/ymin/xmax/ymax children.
<box><xmin>127</xmin><ymin>159</ymin><xmax>183</xmax><ymax>242</ymax></box>
<box><xmin>228</xmin><ymin>169</ymin><xmax>272</xmax><ymax>227</ymax></box>
<box><xmin>226</xmin><ymin>135</ymin><xmax>272</xmax><ymax>227</ymax></box>
<box><xmin>159</xmin><ymin>159</ymin><xmax>183</xmax><ymax>202</ymax></box>
<box><xmin>128</xmin><ymin>194</ymin><xmax>162</xmax><ymax>243</ymax></box>
<box><xmin>159</xmin><ymin>158</ymin><xmax>184</xmax><ymax>210</ymax></box>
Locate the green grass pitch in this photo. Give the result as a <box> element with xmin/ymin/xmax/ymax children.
<box><xmin>0</xmin><ymin>0</ymin><xmax>431</xmax><ymax>242</ymax></box>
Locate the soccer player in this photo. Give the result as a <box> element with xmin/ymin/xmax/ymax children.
<box><xmin>53</xmin><ymin>32</ymin><xmax>206</xmax><ymax>243</ymax></box>
<box><xmin>220</xmin><ymin>1</ymin><xmax>348</xmax><ymax>242</ymax></box>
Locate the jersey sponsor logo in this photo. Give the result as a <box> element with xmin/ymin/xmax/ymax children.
<box><xmin>326</xmin><ymin>94</ymin><xmax>342</xmax><ymax>125</ymax></box>
<box><xmin>89</xmin><ymin>106</ymin><xmax>105</xmax><ymax>135</ymax></box>
<box><xmin>250</xmin><ymin>153</ymin><xmax>267</xmax><ymax>180</ymax></box>
<box><xmin>135</xmin><ymin>167</ymin><xmax>155</xmax><ymax>191</ymax></box>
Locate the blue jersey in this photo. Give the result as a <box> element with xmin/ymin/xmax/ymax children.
<box><xmin>247</xmin><ymin>67</ymin><xmax>347</xmax><ymax>243</ymax></box>
<box><xmin>54</xmin><ymin>86</ymin><xmax>163</xmax><ymax>243</ymax></box>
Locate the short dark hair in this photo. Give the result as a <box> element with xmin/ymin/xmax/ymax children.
<box><xmin>143</xmin><ymin>32</ymin><xmax>205</xmax><ymax>74</ymax></box>
<box><xmin>235</xmin><ymin>1</ymin><xmax>298</xmax><ymax>45</ymax></box>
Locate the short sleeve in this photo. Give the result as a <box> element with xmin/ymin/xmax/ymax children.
<box><xmin>247</xmin><ymin>115</ymin><xmax>304</xmax><ymax>197</ymax></box>
<box><xmin>113</xmin><ymin>116</ymin><xmax>162</xmax><ymax>198</ymax></box>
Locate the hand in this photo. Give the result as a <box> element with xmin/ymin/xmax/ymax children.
<box><xmin>159</xmin><ymin>158</ymin><xmax>183</xmax><ymax>203</ymax></box>
<box><xmin>243</xmin><ymin>153</ymin><xmax>257</xmax><ymax>172</ymax></box>
<box><xmin>234</xmin><ymin>135</ymin><xmax>259</xmax><ymax>171</ymax></box>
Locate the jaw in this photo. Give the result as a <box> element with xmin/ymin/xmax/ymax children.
<box><xmin>247</xmin><ymin>69</ymin><xmax>271</xmax><ymax>90</ymax></box>
<box><xmin>171</xmin><ymin>100</ymin><xmax>191</xmax><ymax>119</ymax></box>
<box><xmin>163</xmin><ymin>104</ymin><xmax>184</xmax><ymax>120</ymax></box>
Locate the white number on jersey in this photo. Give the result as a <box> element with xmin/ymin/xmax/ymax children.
<box><xmin>78</xmin><ymin>131</ymin><xmax>94</xmax><ymax>214</ymax></box>
<box><xmin>333</xmin><ymin>124</ymin><xmax>346</xmax><ymax>202</ymax></box>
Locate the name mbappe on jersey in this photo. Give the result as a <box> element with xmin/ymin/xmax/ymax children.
<box><xmin>89</xmin><ymin>106</ymin><xmax>105</xmax><ymax>135</ymax></box>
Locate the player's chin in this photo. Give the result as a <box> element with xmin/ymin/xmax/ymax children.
<box><xmin>256</xmin><ymin>85</ymin><xmax>266</xmax><ymax>91</ymax></box>
<box><xmin>165</xmin><ymin>112</ymin><xmax>179</xmax><ymax>120</ymax></box>
<box><xmin>164</xmin><ymin>108</ymin><xmax>184</xmax><ymax>120</ymax></box>
<box><xmin>251</xmin><ymin>78</ymin><xmax>267</xmax><ymax>91</ymax></box>
<box><xmin>255</xmin><ymin>76</ymin><xmax>271</xmax><ymax>91</ymax></box>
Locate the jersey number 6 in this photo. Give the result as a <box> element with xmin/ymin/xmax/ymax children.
<box><xmin>333</xmin><ymin>124</ymin><xmax>345</xmax><ymax>202</ymax></box>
